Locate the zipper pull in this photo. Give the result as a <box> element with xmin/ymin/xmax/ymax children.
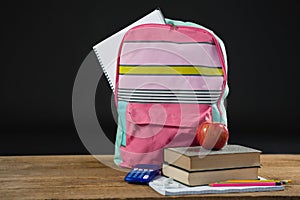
<box><xmin>168</xmin><ymin>21</ymin><xmax>177</xmax><ymax>30</ymax></box>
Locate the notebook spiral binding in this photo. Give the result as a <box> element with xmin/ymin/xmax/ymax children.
<box><xmin>93</xmin><ymin>47</ymin><xmax>115</xmax><ymax>92</ymax></box>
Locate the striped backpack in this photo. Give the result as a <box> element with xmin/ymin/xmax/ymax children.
<box><xmin>114</xmin><ymin>19</ymin><xmax>229</xmax><ymax>168</ymax></box>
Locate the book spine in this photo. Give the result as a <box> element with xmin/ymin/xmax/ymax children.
<box><xmin>93</xmin><ymin>47</ymin><xmax>115</xmax><ymax>92</ymax></box>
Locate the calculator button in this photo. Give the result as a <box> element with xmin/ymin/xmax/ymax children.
<box><xmin>132</xmin><ymin>171</ymin><xmax>141</xmax><ymax>178</ymax></box>
<box><xmin>138</xmin><ymin>171</ymin><xmax>146</xmax><ymax>179</ymax></box>
<box><xmin>126</xmin><ymin>172</ymin><xmax>134</xmax><ymax>178</ymax></box>
<box><xmin>143</xmin><ymin>175</ymin><xmax>149</xmax><ymax>179</ymax></box>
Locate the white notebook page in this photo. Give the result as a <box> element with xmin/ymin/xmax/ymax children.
<box><xmin>93</xmin><ymin>9</ymin><xmax>165</xmax><ymax>92</ymax></box>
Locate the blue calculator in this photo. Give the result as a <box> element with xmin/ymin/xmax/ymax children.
<box><xmin>124</xmin><ymin>164</ymin><xmax>160</xmax><ymax>184</ymax></box>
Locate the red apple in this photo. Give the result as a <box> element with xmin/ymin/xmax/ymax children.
<box><xmin>196</xmin><ymin>121</ymin><xmax>229</xmax><ymax>150</ymax></box>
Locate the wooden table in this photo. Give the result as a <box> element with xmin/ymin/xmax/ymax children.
<box><xmin>0</xmin><ymin>155</ymin><xmax>299</xmax><ymax>199</ymax></box>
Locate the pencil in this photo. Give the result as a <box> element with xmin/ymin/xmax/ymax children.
<box><xmin>223</xmin><ymin>179</ymin><xmax>291</xmax><ymax>184</ymax></box>
<box><xmin>209</xmin><ymin>182</ymin><xmax>283</xmax><ymax>187</ymax></box>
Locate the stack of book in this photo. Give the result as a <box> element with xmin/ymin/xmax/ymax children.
<box><xmin>162</xmin><ymin>144</ymin><xmax>262</xmax><ymax>186</ymax></box>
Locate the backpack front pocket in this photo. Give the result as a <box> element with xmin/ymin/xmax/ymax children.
<box><xmin>119</xmin><ymin>103</ymin><xmax>212</xmax><ymax>168</ymax></box>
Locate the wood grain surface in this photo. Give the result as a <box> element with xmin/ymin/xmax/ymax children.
<box><xmin>0</xmin><ymin>154</ymin><xmax>299</xmax><ymax>199</ymax></box>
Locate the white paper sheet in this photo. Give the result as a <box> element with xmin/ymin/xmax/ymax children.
<box><xmin>149</xmin><ymin>176</ymin><xmax>284</xmax><ymax>196</ymax></box>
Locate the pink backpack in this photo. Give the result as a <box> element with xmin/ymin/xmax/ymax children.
<box><xmin>114</xmin><ymin>20</ymin><xmax>228</xmax><ymax>168</ymax></box>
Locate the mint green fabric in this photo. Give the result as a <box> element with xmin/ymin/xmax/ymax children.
<box><xmin>220</xmin><ymin>85</ymin><xmax>229</xmax><ymax>125</ymax></box>
<box><xmin>165</xmin><ymin>18</ymin><xmax>229</xmax><ymax>126</ymax></box>
<box><xmin>211</xmin><ymin>104</ymin><xmax>221</xmax><ymax>122</ymax></box>
<box><xmin>114</xmin><ymin>101</ymin><xmax>128</xmax><ymax>166</ymax></box>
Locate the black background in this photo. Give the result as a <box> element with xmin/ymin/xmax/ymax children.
<box><xmin>1</xmin><ymin>1</ymin><xmax>300</xmax><ymax>155</ymax></box>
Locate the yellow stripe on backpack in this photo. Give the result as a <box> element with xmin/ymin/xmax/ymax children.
<box><xmin>119</xmin><ymin>65</ymin><xmax>223</xmax><ymax>76</ymax></box>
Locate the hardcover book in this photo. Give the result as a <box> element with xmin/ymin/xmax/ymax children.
<box><xmin>164</xmin><ymin>144</ymin><xmax>261</xmax><ymax>171</ymax></box>
<box><xmin>162</xmin><ymin>163</ymin><xmax>259</xmax><ymax>186</ymax></box>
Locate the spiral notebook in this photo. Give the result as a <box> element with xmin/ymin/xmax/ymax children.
<box><xmin>93</xmin><ymin>9</ymin><xmax>165</xmax><ymax>92</ymax></box>
<box><xmin>149</xmin><ymin>176</ymin><xmax>284</xmax><ymax>196</ymax></box>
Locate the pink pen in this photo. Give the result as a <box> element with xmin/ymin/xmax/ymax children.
<box><xmin>209</xmin><ymin>182</ymin><xmax>282</xmax><ymax>187</ymax></box>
